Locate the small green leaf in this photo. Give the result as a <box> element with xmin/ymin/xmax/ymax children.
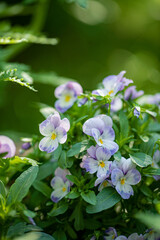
<box><xmin>67</xmin><ymin>191</ymin><xmax>80</xmax><ymax>199</ymax></box>
<box><xmin>130</xmin><ymin>153</ymin><xmax>152</xmax><ymax>167</ymax></box>
<box><xmin>33</xmin><ymin>180</ymin><xmax>52</xmax><ymax>198</ymax></box>
<box><xmin>53</xmin><ymin>230</ymin><xmax>67</xmax><ymax>240</ymax></box>
<box><xmin>86</xmin><ymin>188</ymin><xmax>121</xmax><ymax>214</ymax></box>
<box><xmin>119</xmin><ymin>111</ymin><xmax>129</xmax><ymax>139</ymax></box>
<box><xmin>0</xmin><ymin>180</ymin><xmax>6</xmax><ymax>198</ymax></box>
<box><xmin>52</xmin><ymin>145</ymin><xmax>62</xmax><ymax>161</ymax></box>
<box><xmin>143</xmin><ymin>167</ymin><xmax>160</xmax><ymax>176</ymax></box>
<box><xmin>13</xmin><ymin>232</ymin><xmax>55</xmax><ymax>240</ymax></box>
<box><xmin>66</xmin><ymin>175</ymin><xmax>79</xmax><ymax>185</ymax></box>
<box><xmin>58</xmin><ymin>150</ymin><xmax>67</xmax><ymax>169</ymax></box>
<box><xmin>10</xmin><ymin>156</ymin><xmax>38</xmax><ymax>166</ymax></box>
<box><xmin>7</xmin><ymin>166</ymin><xmax>39</xmax><ymax>205</ymax></box>
<box><xmin>69</xmin><ymin>202</ymin><xmax>84</xmax><ymax>231</ymax></box>
<box><xmin>23</xmin><ymin>209</ymin><xmax>36</xmax><ymax>218</ymax></box>
<box><xmin>48</xmin><ymin>203</ymin><xmax>68</xmax><ymax>217</ymax></box>
<box><xmin>114</xmin><ymin>151</ymin><xmax>121</xmax><ymax>161</ymax></box>
<box><xmin>81</xmin><ymin>191</ymin><xmax>96</xmax><ymax>205</ymax></box>
<box><xmin>36</xmin><ymin>162</ymin><xmax>57</xmax><ymax>181</ymax></box>
<box><xmin>67</xmin><ymin>140</ymin><xmax>92</xmax><ymax>157</ymax></box>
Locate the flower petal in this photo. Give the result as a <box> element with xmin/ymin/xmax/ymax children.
<box><xmin>56</xmin><ymin>127</ymin><xmax>67</xmax><ymax>144</ymax></box>
<box><xmin>81</xmin><ymin>157</ymin><xmax>98</xmax><ymax>174</ymax></box>
<box><xmin>51</xmin><ymin>181</ymin><xmax>70</xmax><ymax>203</ymax></box>
<box><xmin>83</xmin><ymin>117</ymin><xmax>105</xmax><ymax>136</ymax></box>
<box><xmin>0</xmin><ymin>136</ymin><xmax>16</xmax><ymax>158</ymax></box>
<box><xmin>96</xmin><ymin>114</ymin><xmax>113</xmax><ymax>128</ymax></box>
<box><xmin>60</xmin><ymin>118</ymin><xmax>70</xmax><ymax>132</ymax></box>
<box><xmin>96</xmin><ymin>147</ymin><xmax>111</xmax><ymax>161</ymax></box>
<box><xmin>50</xmin><ymin>176</ymin><xmax>64</xmax><ymax>189</ymax></box>
<box><xmin>111</xmin><ymin>168</ymin><xmax>124</xmax><ymax>185</ymax></box>
<box><xmin>39</xmin><ymin>136</ymin><xmax>58</xmax><ymax>153</ymax></box>
<box><xmin>87</xmin><ymin>145</ymin><xmax>99</xmax><ymax>159</ymax></box>
<box><xmin>101</xmin><ymin>127</ymin><xmax>115</xmax><ymax>141</ymax></box>
<box><xmin>39</xmin><ymin>117</ymin><xmax>55</xmax><ymax>136</ymax></box>
<box><xmin>101</xmin><ymin>140</ymin><xmax>119</xmax><ymax>155</ymax></box>
<box><xmin>125</xmin><ymin>169</ymin><xmax>141</xmax><ymax>185</ymax></box>
<box><xmin>116</xmin><ymin>182</ymin><xmax>134</xmax><ymax>199</ymax></box>
<box><xmin>97</xmin><ymin>163</ymin><xmax>110</xmax><ymax>178</ymax></box>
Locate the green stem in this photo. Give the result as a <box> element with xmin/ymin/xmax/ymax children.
<box><xmin>3</xmin><ymin>0</ymin><xmax>50</xmax><ymax>62</ymax></box>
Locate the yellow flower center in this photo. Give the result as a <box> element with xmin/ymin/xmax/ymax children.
<box><xmin>99</xmin><ymin>139</ymin><xmax>103</xmax><ymax>144</ymax></box>
<box><xmin>51</xmin><ymin>133</ymin><xmax>57</xmax><ymax>140</ymax></box>
<box><xmin>108</xmin><ymin>90</ymin><xmax>114</xmax><ymax>95</ymax></box>
<box><xmin>103</xmin><ymin>181</ymin><xmax>108</xmax><ymax>187</ymax></box>
<box><xmin>62</xmin><ymin>187</ymin><xmax>66</xmax><ymax>192</ymax></box>
<box><xmin>65</xmin><ymin>95</ymin><xmax>71</xmax><ymax>102</ymax></box>
<box><xmin>120</xmin><ymin>178</ymin><xmax>125</xmax><ymax>185</ymax></box>
<box><xmin>99</xmin><ymin>160</ymin><xmax>105</xmax><ymax>168</ymax></box>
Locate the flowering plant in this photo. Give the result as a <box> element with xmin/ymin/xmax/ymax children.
<box><xmin>1</xmin><ymin>71</ymin><xmax>160</xmax><ymax>240</ymax></box>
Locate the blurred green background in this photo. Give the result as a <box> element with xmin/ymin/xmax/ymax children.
<box><xmin>0</xmin><ymin>0</ymin><xmax>160</xmax><ymax>140</ymax></box>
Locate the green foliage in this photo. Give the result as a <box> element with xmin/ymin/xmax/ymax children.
<box><xmin>130</xmin><ymin>152</ymin><xmax>152</xmax><ymax>167</ymax></box>
<box><xmin>7</xmin><ymin>166</ymin><xmax>39</xmax><ymax>205</ymax></box>
<box><xmin>86</xmin><ymin>188</ymin><xmax>121</xmax><ymax>214</ymax></box>
<box><xmin>135</xmin><ymin>212</ymin><xmax>160</xmax><ymax>232</ymax></box>
<box><xmin>67</xmin><ymin>140</ymin><xmax>92</xmax><ymax>157</ymax></box>
<box><xmin>81</xmin><ymin>190</ymin><xmax>96</xmax><ymax>205</ymax></box>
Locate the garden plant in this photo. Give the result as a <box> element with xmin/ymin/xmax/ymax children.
<box><xmin>0</xmin><ymin>0</ymin><xmax>160</xmax><ymax>240</ymax></box>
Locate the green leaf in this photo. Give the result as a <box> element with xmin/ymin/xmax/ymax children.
<box><xmin>135</xmin><ymin>212</ymin><xmax>160</xmax><ymax>232</ymax></box>
<box><xmin>81</xmin><ymin>191</ymin><xmax>96</xmax><ymax>205</ymax></box>
<box><xmin>53</xmin><ymin>230</ymin><xmax>67</xmax><ymax>240</ymax></box>
<box><xmin>67</xmin><ymin>191</ymin><xmax>80</xmax><ymax>199</ymax></box>
<box><xmin>13</xmin><ymin>232</ymin><xmax>55</xmax><ymax>240</ymax></box>
<box><xmin>86</xmin><ymin>188</ymin><xmax>121</xmax><ymax>214</ymax></box>
<box><xmin>0</xmin><ymin>33</ymin><xmax>58</xmax><ymax>45</ymax></box>
<box><xmin>143</xmin><ymin>167</ymin><xmax>160</xmax><ymax>175</ymax></box>
<box><xmin>7</xmin><ymin>222</ymin><xmax>42</xmax><ymax>239</ymax></box>
<box><xmin>66</xmin><ymin>175</ymin><xmax>79</xmax><ymax>185</ymax></box>
<box><xmin>36</xmin><ymin>162</ymin><xmax>57</xmax><ymax>181</ymax></box>
<box><xmin>130</xmin><ymin>153</ymin><xmax>152</xmax><ymax>167</ymax></box>
<box><xmin>140</xmin><ymin>184</ymin><xmax>153</xmax><ymax>197</ymax></box>
<box><xmin>69</xmin><ymin>202</ymin><xmax>84</xmax><ymax>231</ymax></box>
<box><xmin>10</xmin><ymin>156</ymin><xmax>38</xmax><ymax>167</ymax></box>
<box><xmin>23</xmin><ymin>209</ymin><xmax>36</xmax><ymax>218</ymax></box>
<box><xmin>114</xmin><ymin>151</ymin><xmax>121</xmax><ymax>161</ymax></box>
<box><xmin>7</xmin><ymin>166</ymin><xmax>39</xmax><ymax>205</ymax></box>
<box><xmin>67</xmin><ymin>140</ymin><xmax>92</xmax><ymax>157</ymax></box>
<box><xmin>0</xmin><ymin>68</ymin><xmax>37</xmax><ymax>91</ymax></box>
<box><xmin>48</xmin><ymin>203</ymin><xmax>68</xmax><ymax>217</ymax></box>
<box><xmin>119</xmin><ymin>111</ymin><xmax>129</xmax><ymax>139</ymax></box>
<box><xmin>52</xmin><ymin>145</ymin><xmax>62</xmax><ymax>161</ymax></box>
<box><xmin>58</xmin><ymin>150</ymin><xmax>67</xmax><ymax>169</ymax></box>
<box><xmin>0</xmin><ymin>180</ymin><xmax>6</xmax><ymax>198</ymax></box>
<box><xmin>33</xmin><ymin>180</ymin><xmax>52</xmax><ymax>198</ymax></box>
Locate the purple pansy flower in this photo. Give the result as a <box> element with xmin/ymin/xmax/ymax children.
<box><xmin>54</xmin><ymin>81</ymin><xmax>83</xmax><ymax>113</ymax></box>
<box><xmin>83</xmin><ymin>115</ymin><xmax>119</xmax><ymax>155</ymax></box>
<box><xmin>127</xmin><ymin>233</ymin><xmax>144</xmax><ymax>240</ymax></box>
<box><xmin>0</xmin><ymin>135</ymin><xmax>16</xmax><ymax>158</ymax></box>
<box><xmin>93</xmin><ymin>71</ymin><xmax>133</xmax><ymax>99</ymax></box>
<box><xmin>152</xmin><ymin>150</ymin><xmax>160</xmax><ymax>181</ymax></box>
<box><xmin>104</xmin><ymin>227</ymin><xmax>118</xmax><ymax>240</ymax></box>
<box><xmin>95</xmin><ymin>175</ymin><xmax>112</xmax><ymax>191</ymax></box>
<box><xmin>51</xmin><ymin>167</ymin><xmax>73</xmax><ymax>203</ymax></box>
<box><xmin>111</xmin><ymin>157</ymin><xmax>141</xmax><ymax>199</ymax></box>
<box><xmin>39</xmin><ymin>112</ymin><xmax>70</xmax><ymax>153</ymax></box>
<box><xmin>134</xmin><ymin>107</ymin><xmax>141</xmax><ymax>118</ymax></box>
<box><xmin>124</xmin><ymin>86</ymin><xmax>144</xmax><ymax>100</ymax></box>
<box><xmin>80</xmin><ymin>145</ymin><xmax>111</xmax><ymax>178</ymax></box>
<box><xmin>115</xmin><ymin>237</ymin><xmax>127</xmax><ymax>240</ymax></box>
<box><xmin>110</xmin><ymin>97</ymin><xmax>123</xmax><ymax>112</ymax></box>
<box><xmin>78</xmin><ymin>97</ymin><xmax>88</xmax><ymax>107</ymax></box>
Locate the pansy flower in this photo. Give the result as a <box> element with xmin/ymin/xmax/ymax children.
<box><xmin>111</xmin><ymin>157</ymin><xmax>141</xmax><ymax>199</ymax></box>
<box><xmin>95</xmin><ymin>175</ymin><xmax>112</xmax><ymax>191</ymax></box>
<box><xmin>104</xmin><ymin>227</ymin><xmax>118</xmax><ymax>240</ymax></box>
<box><xmin>134</xmin><ymin>107</ymin><xmax>141</xmax><ymax>118</ymax></box>
<box><xmin>144</xmin><ymin>229</ymin><xmax>160</xmax><ymax>240</ymax></box>
<box><xmin>92</xmin><ymin>71</ymin><xmax>133</xmax><ymax>98</ymax></box>
<box><xmin>51</xmin><ymin>167</ymin><xmax>73</xmax><ymax>203</ymax></box>
<box><xmin>80</xmin><ymin>145</ymin><xmax>111</xmax><ymax>178</ymax></box>
<box><xmin>0</xmin><ymin>135</ymin><xmax>16</xmax><ymax>158</ymax></box>
<box><xmin>54</xmin><ymin>81</ymin><xmax>83</xmax><ymax>113</ymax></box>
<box><xmin>39</xmin><ymin>112</ymin><xmax>70</xmax><ymax>153</ymax></box>
<box><xmin>124</xmin><ymin>86</ymin><xmax>144</xmax><ymax>100</ymax></box>
<box><xmin>152</xmin><ymin>150</ymin><xmax>160</xmax><ymax>181</ymax></box>
<box><xmin>83</xmin><ymin>114</ymin><xmax>119</xmax><ymax>155</ymax></box>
